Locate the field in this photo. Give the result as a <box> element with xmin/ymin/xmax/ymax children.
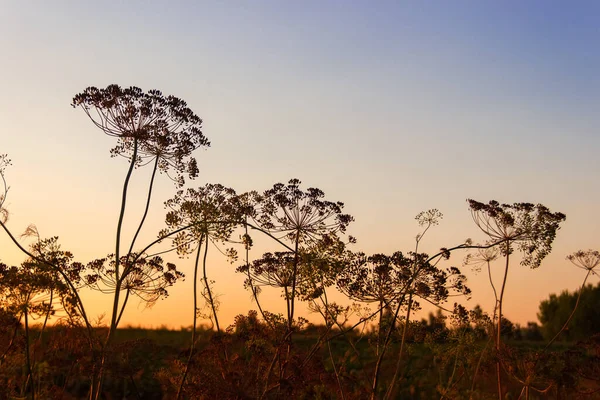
<box><xmin>1</xmin><ymin>320</ymin><xmax>598</xmax><ymax>399</ymax></box>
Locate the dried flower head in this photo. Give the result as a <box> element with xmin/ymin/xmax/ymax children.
<box><xmin>255</xmin><ymin>178</ymin><xmax>353</xmax><ymax>245</ymax></box>
<box><xmin>464</xmin><ymin>245</ymin><xmax>500</xmax><ymax>272</ymax></box>
<box><xmin>163</xmin><ymin>184</ymin><xmax>241</xmax><ymax>255</ymax></box>
<box><xmin>86</xmin><ymin>254</ymin><xmax>183</xmax><ymax>307</ymax></box>
<box><xmin>336</xmin><ymin>252</ymin><xmax>411</xmax><ymax>304</ymax></box>
<box><xmin>237</xmin><ymin>251</ymin><xmax>302</xmax><ymax>292</ymax></box>
<box><xmin>467</xmin><ymin>200</ymin><xmax>566</xmax><ymax>268</ymax></box>
<box><xmin>72</xmin><ymin>85</ymin><xmax>209</xmax><ymax>186</ymax></box>
<box><xmin>567</xmin><ymin>249</ymin><xmax>600</xmax><ymax>272</ymax></box>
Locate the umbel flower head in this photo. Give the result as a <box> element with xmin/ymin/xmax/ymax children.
<box><xmin>255</xmin><ymin>178</ymin><xmax>353</xmax><ymax>245</ymax></box>
<box><xmin>567</xmin><ymin>249</ymin><xmax>600</xmax><ymax>272</ymax></box>
<box><xmin>163</xmin><ymin>184</ymin><xmax>241</xmax><ymax>256</ymax></box>
<box><xmin>85</xmin><ymin>253</ymin><xmax>184</xmax><ymax>308</ymax></box>
<box><xmin>72</xmin><ymin>85</ymin><xmax>209</xmax><ymax>186</ymax></box>
<box><xmin>336</xmin><ymin>252</ymin><xmax>411</xmax><ymax>304</ymax></box>
<box><xmin>237</xmin><ymin>251</ymin><xmax>301</xmax><ymax>291</ymax></box>
<box><xmin>467</xmin><ymin>200</ymin><xmax>566</xmax><ymax>268</ymax></box>
<box><xmin>464</xmin><ymin>245</ymin><xmax>500</xmax><ymax>272</ymax></box>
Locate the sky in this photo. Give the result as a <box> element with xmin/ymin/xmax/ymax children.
<box><xmin>0</xmin><ymin>1</ymin><xmax>599</xmax><ymax>329</ymax></box>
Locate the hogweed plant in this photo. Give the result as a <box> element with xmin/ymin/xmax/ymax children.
<box><xmin>252</xmin><ymin>179</ymin><xmax>353</xmax><ymax>331</ymax></box>
<box><xmin>467</xmin><ymin>199</ymin><xmax>566</xmax><ymax>400</ymax></box>
<box><xmin>0</xmin><ymin>234</ymin><xmax>88</xmax><ymax>400</ymax></box>
<box><xmin>84</xmin><ymin>253</ymin><xmax>184</xmax><ymax>327</ymax></box>
<box><xmin>508</xmin><ymin>250</ymin><xmax>600</xmax><ymax>400</ymax></box>
<box><xmin>0</xmin><ymin>87</ymin><xmax>593</xmax><ymax>398</ymax></box>
<box><xmin>162</xmin><ymin>184</ymin><xmax>242</xmax><ymax>398</ymax></box>
<box><xmin>164</xmin><ymin>184</ymin><xmax>241</xmax><ymax>332</ymax></box>
<box><xmin>383</xmin><ymin>210</ymin><xmax>472</xmax><ymax>400</ymax></box>
<box><xmin>544</xmin><ymin>250</ymin><xmax>599</xmax><ymax>349</ymax></box>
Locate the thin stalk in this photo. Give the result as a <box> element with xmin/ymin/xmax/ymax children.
<box><xmin>132</xmin><ymin>220</ymin><xmax>295</xmax><ymax>268</ymax></box>
<box><xmin>328</xmin><ymin>337</ymin><xmax>346</xmax><ymax>400</ymax></box>
<box><xmin>108</xmin><ymin>138</ymin><xmax>139</xmax><ymax>341</ymax></box>
<box><xmin>260</xmin><ymin>348</ymin><xmax>282</xmax><ymax>400</ymax></box>
<box><xmin>299</xmin><ymin>322</ymin><xmax>334</xmax><ymax>367</ymax></box>
<box><xmin>115</xmin><ymin>289</ymin><xmax>131</xmax><ymax>328</ymax></box>
<box><xmin>441</xmin><ymin>352</ymin><xmax>460</xmax><ymax>400</ymax></box>
<box><xmin>312</xmin><ymin>287</ymin><xmax>370</xmax><ymax>387</ymax></box>
<box><xmin>469</xmin><ymin>336</ymin><xmax>493</xmax><ymax>399</ymax></box>
<box><xmin>24</xmin><ymin>304</ymin><xmax>35</xmax><ymax>400</ymax></box>
<box><xmin>31</xmin><ymin>289</ymin><xmax>54</xmax><ymax>377</ymax></box>
<box><xmin>244</xmin><ymin>220</ymin><xmax>269</xmax><ymax>325</ymax></box>
<box><xmin>487</xmin><ymin>260</ymin><xmax>499</xmax><ymax>317</ymax></box>
<box><xmin>320</xmin><ymin>287</ymin><xmax>363</xmax><ymax>361</ymax></box>
<box><xmin>127</xmin><ymin>156</ymin><xmax>159</xmax><ymax>257</ymax></box>
<box><xmin>95</xmin><ymin>139</ymin><xmax>138</xmax><ymax>400</ymax></box>
<box><xmin>37</xmin><ymin>289</ymin><xmax>53</xmax><ymax>343</ymax></box>
<box><xmin>288</xmin><ymin>231</ymin><xmax>300</xmax><ymax>331</ymax></box>
<box><xmin>0</xmin><ymin>221</ymin><xmax>94</xmax><ymax>344</ymax></box>
<box><xmin>496</xmin><ymin>241</ymin><xmax>511</xmax><ymax>400</ymax></box>
<box><xmin>371</xmin><ymin>293</ymin><xmax>407</xmax><ymax>400</ymax></box>
<box><xmin>384</xmin><ymin>293</ymin><xmax>414</xmax><ymax>400</ymax></box>
<box><xmin>0</xmin><ymin>315</ymin><xmax>20</xmax><ymax>363</ymax></box>
<box><xmin>469</xmin><ymin>259</ymin><xmax>499</xmax><ymax>398</ymax></box>
<box><xmin>518</xmin><ymin>269</ymin><xmax>595</xmax><ymax>398</ymax></box>
<box><xmin>543</xmin><ymin>269</ymin><xmax>592</xmax><ymax>350</ymax></box>
<box><xmin>377</xmin><ymin>299</ymin><xmax>383</xmax><ymax>356</ymax></box>
<box><xmin>284</xmin><ymin>286</ymin><xmax>291</xmax><ymax>328</ymax></box>
<box><xmin>201</xmin><ymin>236</ymin><xmax>220</xmax><ymax>332</ymax></box>
<box><xmin>177</xmin><ymin>236</ymin><xmax>204</xmax><ymax>399</ymax></box>
<box><xmin>383</xmin><ymin>231</ymin><xmax>424</xmax><ymax>400</ymax></box>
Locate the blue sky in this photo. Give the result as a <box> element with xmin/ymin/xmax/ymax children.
<box><xmin>1</xmin><ymin>1</ymin><xmax>598</xmax><ymax>327</ymax></box>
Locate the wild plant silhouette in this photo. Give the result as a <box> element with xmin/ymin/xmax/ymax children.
<box><xmin>0</xmin><ymin>87</ymin><xmax>597</xmax><ymax>399</ymax></box>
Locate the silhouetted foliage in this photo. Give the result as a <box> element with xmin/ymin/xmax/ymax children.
<box><xmin>0</xmin><ymin>87</ymin><xmax>593</xmax><ymax>399</ymax></box>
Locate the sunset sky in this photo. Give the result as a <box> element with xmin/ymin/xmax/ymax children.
<box><xmin>1</xmin><ymin>1</ymin><xmax>599</xmax><ymax>329</ymax></box>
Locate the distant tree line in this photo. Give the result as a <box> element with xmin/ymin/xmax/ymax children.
<box><xmin>538</xmin><ymin>282</ymin><xmax>600</xmax><ymax>342</ymax></box>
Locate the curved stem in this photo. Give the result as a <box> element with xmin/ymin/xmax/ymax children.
<box><xmin>96</xmin><ymin>139</ymin><xmax>138</xmax><ymax>400</ymax></box>
<box><xmin>469</xmin><ymin>336</ymin><xmax>493</xmax><ymax>398</ymax></box>
<box><xmin>328</xmin><ymin>337</ymin><xmax>346</xmax><ymax>400</ymax></box>
<box><xmin>244</xmin><ymin>219</ymin><xmax>270</xmax><ymax>325</ymax></box>
<box><xmin>177</xmin><ymin>236</ymin><xmax>204</xmax><ymax>399</ymax></box>
<box><xmin>201</xmin><ymin>235</ymin><xmax>220</xmax><ymax>332</ymax></box>
<box><xmin>24</xmin><ymin>304</ymin><xmax>35</xmax><ymax>400</ymax></box>
<box><xmin>544</xmin><ymin>269</ymin><xmax>592</xmax><ymax>351</ymax></box>
<box><xmin>0</xmin><ymin>222</ymin><xmax>94</xmax><ymax>345</ymax></box>
<box><xmin>37</xmin><ymin>288</ymin><xmax>53</xmax><ymax>343</ymax></box>
<box><xmin>377</xmin><ymin>299</ymin><xmax>383</xmax><ymax>356</ymax></box>
<box><xmin>289</xmin><ymin>232</ymin><xmax>300</xmax><ymax>331</ymax></box>
<box><xmin>0</xmin><ymin>314</ymin><xmax>20</xmax><ymax>363</ymax></box>
<box><xmin>115</xmin><ymin>289</ymin><xmax>131</xmax><ymax>328</ymax></box>
<box><xmin>384</xmin><ymin>293</ymin><xmax>414</xmax><ymax>400</ymax></box>
<box><xmin>133</xmin><ymin>221</ymin><xmax>295</xmax><ymax>268</ymax></box>
<box><xmin>127</xmin><ymin>156</ymin><xmax>159</xmax><ymax>257</ymax></box>
<box><xmin>109</xmin><ymin>138</ymin><xmax>138</xmax><ymax>337</ymax></box>
<box><xmin>371</xmin><ymin>292</ymin><xmax>407</xmax><ymax>400</ymax></box>
<box><xmin>496</xmin><ymin>241</ymin><xmax>510</xmax><ymax>400</ymax></box>
<box><xmin>284</xmin><ymin>286</ymin><xmax>291</xmax><ymax>329</ymax></box>
<box><xmin>31</xmin><ymin>288</ymin><xmax>54</xmax><ymax>376</ymax></box>
<box><xmin>487</xmin><ymin>260</ymin><xmax>499</xmax><ymax>314</ymax></box>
